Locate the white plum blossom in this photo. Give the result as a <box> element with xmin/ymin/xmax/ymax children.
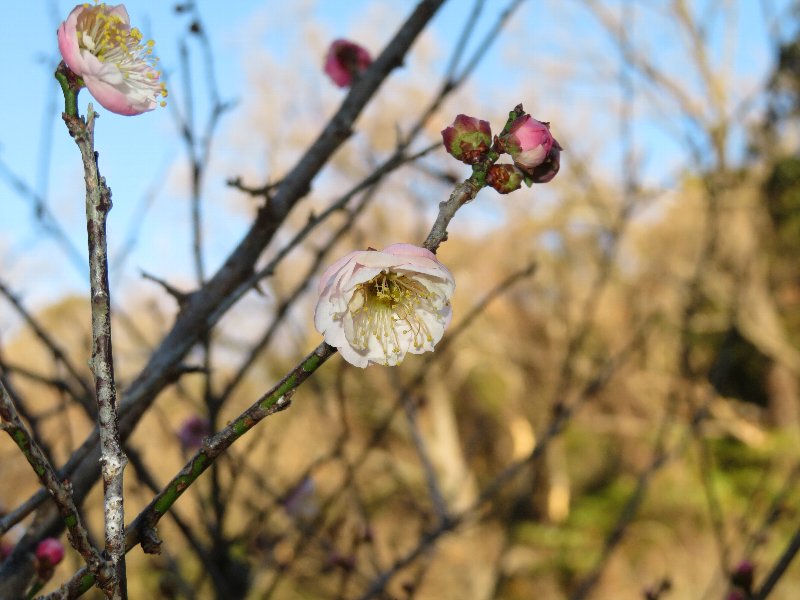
<box><xmin>314</xmin><ymin>244</ymin><xmax>455</xmax><ymax>368</ymax></box>
<box><xmin>57</xmin><ymin>3</ymin><xmax>167</xmax><ymax>115</ymax></box>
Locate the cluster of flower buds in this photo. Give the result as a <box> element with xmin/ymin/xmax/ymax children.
<box><xmin>441</xmin><ymin>108</ymin><xmax>562</xmax><ymax>194</ymax></box>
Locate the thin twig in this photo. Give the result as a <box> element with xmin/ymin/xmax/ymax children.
<box><xmin>752</xmin><ymin>526</ymin><xmax>800</xmax><ymax>599</ymax></box>
<box><xmin>62</xmin><ymin>104</ymin><xmax>127</xmax><ymax>600</ymax></box>
<box><xmin>0</xmin><ymin>379</ymin><xmax>108</xmax><ymax>585</ymax></box>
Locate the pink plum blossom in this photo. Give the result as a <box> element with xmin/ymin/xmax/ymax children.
<box><xmin>314</xmin><ymin>244</ymin><xmax>455</xmax><ymax>367</ymax></box>
<box><xmin>35</xmin><ymin>538</ymin><xmax>65</xmax><ymax>568</ymax></box>
<box><xmin>324</xmin><ymin>39</ymin><xmax>372</xmax><ymax>88</ymax></box>
<box><xmin>57</xmin><ymin>3</ymin><xmax>167</xmax><ymax>115</ymax></box>
<box><xmin>441</xmin><ymin>114</ymin><xmax>492</xmax><ymax>164</ymax></box>
<box><xmin>499</xmin><ymin>115</ymin><xmax>562</xmax><ymax>182</ymax></box>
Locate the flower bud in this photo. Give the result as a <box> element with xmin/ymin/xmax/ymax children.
<box><xmin>441</xmin><ymin>114</ymin><xmax>492</xmax><ymax>165</ymax></box>
<box><xmin>731</xmin><ymin>560</ymin><xmax>754</xmax><ymax>592</ymax></box>
<box><xmin>498</xmin><ymin>115</ymin><xmax>562</xmax><ymax>182</ymax></box>
<box><xmin>177</xmin><ymin>415</ymin><xmax>211</xmax><ymax>450</ymax></box>
<box><xmin>527</xmin><ymin>142</ymin><xmax>561</xmax><ymax>184</ymax></box>
<box><xmin>485</xmin><ymin>164</ymin><xmax>523</xmax><ymax>194</ymax></box>
<box><xmin>35</xmin><ymin>538</ymin><xmax>65</xmax><ymax>568</ymax></box>
<box><xmin>324</xmin><ymin>39</ymin><xmax>372</xmax><ymax>88</ymax></box>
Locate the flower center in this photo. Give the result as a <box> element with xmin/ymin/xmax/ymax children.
<box><xmin>347</xmin><ymin>272</ymin><xmax>440</xmax><ymax>360</ymax></box>
<box><xmin>76</xmin><ymin>3</ymin><xmax>167</xmax><ymax>106</ymax></box>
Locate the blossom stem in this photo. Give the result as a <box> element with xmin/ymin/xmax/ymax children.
<box><xmin>424</xmin><ymin>103</ymin><xmax>528</xmax><ymax>253</ymax></box>
<box><xmin>62</xmin><ymin>106</ymin><xmax>128</xmax><ymax>600</ymax></box>
<box><xmin>54</xmin><ymin>62</ymin><xmax>81</xmax><ymax>118</ymax></box>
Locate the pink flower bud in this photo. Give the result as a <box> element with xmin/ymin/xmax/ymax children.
<box><xmin>177</xmin><ymin>415</ymin><xmax>211</xmax><ymax>450</ymax></box>
<box><xmin>324</xmin><ymin>39</ymin><xmax>372</xmax><ymax>88</ymax></box>
<box><xmin>441</xmin><ymin>114</ymin><xmax>492</xmax><ymax>165</ymax></box>
<box><xmin>35</xmin><ymin>538</ymin><xmax>65</xmax><ymax>568</ymax></box>
<box><xmin>499</xmin><ymin>115</ymin><xmax>562</xmax><ymax>182</ymax></box>
<box><xmin>485</xmin><ymin>164</ymin><xmax>524</xmax><ymax>194</ymax></box>
<box><xmin>57</xmin><ymin>3</ymin><xmax>167</xmax><ymax>115</ymax></box>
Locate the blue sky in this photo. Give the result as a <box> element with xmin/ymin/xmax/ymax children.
<box><xmin>0</xmin><ymin>1</ymin><xmax>795</xmax><ymax>327</ymax></box>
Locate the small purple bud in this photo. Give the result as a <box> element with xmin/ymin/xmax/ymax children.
<box><xmin>441</xmin><ymin>114</ymin><xmax>492</xmax><ymax>164</ymax></box>
<box><xmin>177</xmin><ymin>415</ymin><xmax>211</xmax><ymax>450</ymax></box>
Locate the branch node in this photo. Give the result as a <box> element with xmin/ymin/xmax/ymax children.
<box><xmin>140</xmin><ymin>527</ymin><xmax>162</xmax><ymax>555</ymax></box>
<box><xmin>141</xmin><ymin>271</ymin><xmax>190</xmax><ymax>306</ymax></box>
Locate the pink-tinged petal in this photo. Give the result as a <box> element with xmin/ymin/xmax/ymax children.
<box><xmin>317</xmin><ymin>250</ymin><xmax>363</xmax><ymax>293</ymax></box>
<box><xmin>57</xmin><ymin>5</ymin><xmax>85</xmax><ymax>75</ymax></box>
<box><xmin>382</xmin><ymin>243</ymin><xmax>437</xmax><ymax>260</ymax></box>
<box><xmin>108</xmin><ymin>4</ymin><xmax>130</xmax><ymax>23</ymax></box>
<box><xmin>84</xmin><ymin>73</ymin><xmax>155</xmax><ymax>115</ymax></box>
<box><xmin>514</xmin><ymin>146</ymin><xmax>547</xmax><ymax>171</ymax></box>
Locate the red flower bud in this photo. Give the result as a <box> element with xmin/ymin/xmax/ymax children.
<box><xmin>324</xmin><ymin>39</ymin><xmax>372</xmax><ymax>88</ymax></box>
<box><xmin>441</xmin><ymin>114</ymin><xmax>492</xmax><ymax>165</ymax></box>
<box><xmin>35</xmin><ymin>537</ymin><xmax>65</xmax><ymax>568</ymax></box>
<box><xmin>486</xmin><ymin>164</ymin><xmax>523</xmax><ymax>194</ymax></box>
